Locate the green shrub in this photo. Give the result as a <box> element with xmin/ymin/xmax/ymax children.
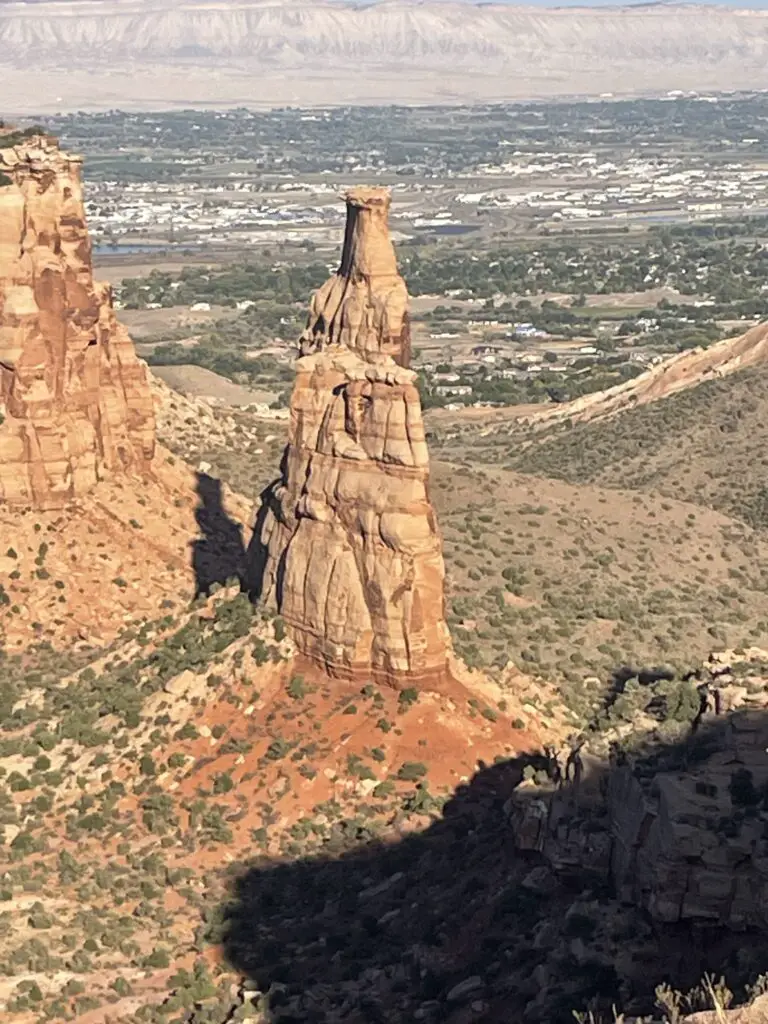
<box><xmin>397</xmin><ymin>762</ymin><xmax>428</xmax><ymax>782</ymax></box>
<box><xmin>143</xmin><ymin>948</ymin><xmax>170</xmax><ymax>969</ymax></box>
<box><xmin>287</xmin><ymin>675</ymin><xmax>307</xmax><ymax>700</ymax></box>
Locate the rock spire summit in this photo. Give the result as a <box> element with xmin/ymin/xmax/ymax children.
<box><xmin>0</xmin><ymin>127</ymin><xmax>155</xmax><ymax>507</ymax></box>
<box><xmin>300</xmin><ymin>186</ymin><xmax>411</xmax><ymax>367</ymax></box>
<box><xmin>250</xmin><ymin>187</ymin><xmax>449</xmax><ymax>688</ymax></box>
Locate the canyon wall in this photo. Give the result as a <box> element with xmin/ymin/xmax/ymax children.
<box><xmin>250</xmin><ymin>187</ymin><xmax>449</xmax><ymax>689</ymax></box>
<box><xmin>512</xmin><ymin>704</ymin><xmax>768</xmax><ymax>931</ymax></box>
<box><xmin>0</xmin><ymin>130</ymin><xmax>155</xmax><ymax>507</ymax></box>
<box><xmin>609</xmin><ymin>710</ymin><xmax>768</xmax><ymax>930</ymax></box>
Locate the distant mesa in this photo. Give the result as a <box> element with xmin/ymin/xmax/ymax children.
<box><xmin>0</xmin><ymin>126</ymin><xmax>155</xmax><ymax>507</ymax></box>
<box><xmin>249</xmin><ymin>186</ymin><xmax>450</xmax><ymax>690</ymax></box>
<box><xmin>5</xmin><ymin>1</ymin><xmax>768</xmax><ymax>110</ymax></box>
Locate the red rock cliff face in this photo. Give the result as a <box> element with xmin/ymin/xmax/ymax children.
<box><xmin>0</xmin><ymin>131</ymin><xmax>155</xmax><ymax>507</ymax></box>
<box><xmin>250</xmin><ymin>187</ymin><xmax>449</xmax><ymax>689</ymax></box>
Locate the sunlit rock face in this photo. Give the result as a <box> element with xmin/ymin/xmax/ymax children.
<box><xmin>299</xmin><ymin>187</ymin><xmax>411</xmax><ymax>368</ymax></box>
<box><xmin>0</xmin><ymin>129</ymin><xmax>155</xmax><ymax>507</ymax></box>
<box><xmin>250</xmin><ymin>187</ymin><xmax>450</xmax><ymax>689</ymax></box>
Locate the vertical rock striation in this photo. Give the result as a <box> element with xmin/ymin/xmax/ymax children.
<box><xmin>251</xmin><ymin>187</ymin><xmax>449</xmax><ymax>688</ymax></box>
<box><xmin>0</xmin><ymin>128</ymin><xmax>155</xmax><ymax>507</ymax></box>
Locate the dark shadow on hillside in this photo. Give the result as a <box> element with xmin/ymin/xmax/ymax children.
<box><xmin>191</xmin><ymin>472</ymin><xmax>247</xmax><ymax>597</ymax></box>
<box><xmin>220</xmin><ymin>712</ymin><xmax>768</xmax><ymax>1024</ymax></box>
<box><xmin>610</xmin><ymin>664</ymin><xmax>676</xmax><ymax>692</ymax></box>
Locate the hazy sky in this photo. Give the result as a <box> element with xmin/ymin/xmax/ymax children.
<box><xmin>487</xmin><ymin>1</ymin><xmax>768</xmax><ymax>7</ymax></box>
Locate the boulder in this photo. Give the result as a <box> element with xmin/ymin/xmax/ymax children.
<box><xmin>446</xmin><ymin>977</ymin><xmax>483</xmax><ymax>1003</ymax></box>
<box><xmin>163</xmin><ymin>669</ymin><xmax>208</xmax><ymax>700</ymax></box>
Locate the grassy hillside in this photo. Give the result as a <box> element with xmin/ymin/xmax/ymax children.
<box><xmin>504</xmin><ymin>368</ymin><xmax>768</xmax><ymax>530</ymax></box>
<box><xmin>431</xmin><ymin>460</ymin><xmax>768</xmax><ymax>719</ymax></box>
<box><xmin>154</xmin><ymin>384</ymin><xmax>768</xmax><ymax>722</ymax></box>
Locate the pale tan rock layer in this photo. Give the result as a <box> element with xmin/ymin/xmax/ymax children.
<box><xmin>522</xmin><ymin>320</ymin><xmax>768</xmax><ymax>430</ymax></box>
<box><xmin>0</xmin><ymin>131</ymin><xmax>155</xmax><ymax>507</ymax></box>
<box><xmin>252</xmin><ymin>188</ymin><xmax>449</xmax><ymax>688</ymax></box>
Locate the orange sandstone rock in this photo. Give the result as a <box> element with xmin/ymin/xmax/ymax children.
<box><xmin>250</xmin><ymin>189</ymin><xmax>449</xmax><ymax>688</ymax></box>
<box><xmin>0</xmin><ymin>129</ymin><xmax>155</xmax><ymax>507</ymax></box>
<box><xmin>300</xmin><ymin>187</ymin><xmax>411</xmax><ymax>367</ymax></box>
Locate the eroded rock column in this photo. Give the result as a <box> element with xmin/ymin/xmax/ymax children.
<box><xmin>300</xmin><ymin>187</ymin><xmax>411</xmax><ymax>367</ymax></box>
<box><xmin>0</xmin><ymin>129</ymin><xmax>155</xmax><ymax>507</ymax></box>
<box><xmin>250</xmin><ymin>188</ymin><xmax>449</xmax><ymax>688</ymax></box>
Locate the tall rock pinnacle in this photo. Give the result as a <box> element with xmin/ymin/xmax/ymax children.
<box><xmin>300</xmin><ymin>187</ymin><xmax>411</xmax><ymax>367</ymax></box>
<box><xmin>0</xmin><ymin>128</ymin><xmax>155</xmax><ymax>507</ymax></box>
<box><xmin>250</xmin><ymin>187</ymin><xmax>449</xmax><ymax>688</ymax></box>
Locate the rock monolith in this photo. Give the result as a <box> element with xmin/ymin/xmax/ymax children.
<box><xmin>0</xmin><ymin>128</ymin><xmax>155</xmax><ymax>507</ymax></box>
<box><xmin>250</xmin><ymin>186</ymin><xmax>449</xmax><ymax>689</ymax></box>
<box><xmin>300</xmin><ymin>186</ymin><xmax>411</xmax><ymax>366</ymax></box>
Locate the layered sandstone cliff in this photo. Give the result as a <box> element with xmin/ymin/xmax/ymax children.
<box><xmin>0</xmin><ymin>128</ymin><xmax>155</xmax><ymax>507</ymax></box>
<box><xmin>250</xmin><ymin>187</ymin><xmax>449</xmax><ymax>688</ymax></box>
<box><xmin>6</xmin><ymin>2</ymin><xmax>768</xmax><ymax>114</ymax></box>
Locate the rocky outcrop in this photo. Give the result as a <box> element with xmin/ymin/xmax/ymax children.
<box><xmin>511</xmin><ymin>706</ymin><xmax>768</xmax><ymax>932</ymax></box>
<box><xmin>250</xmin><ymin>187</ymin><xmax>449</xmax><ymax>689</ymax></box>
<box><xmin>609</xmin><ymin>710</ymin><xmax>768</xmax><ymax>930</ymax></box>
<box><xmin>687</xmin><ymin>994</ymin><xmax>768</xmax><ymax>1024</ymax></box>
<box><xmin>0</xmin><ymin>128</ymin><xmax>155</xmax><ymax>507</ymax></box>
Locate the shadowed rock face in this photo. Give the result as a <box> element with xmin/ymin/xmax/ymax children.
<box><xmin>609</xmin><ymin>709</ymin><xmax>768</xmax><ymax>931</ymax></box>
<box><xmin>251</xmin><ymin>188</ymin><xmax>449</xmax><ymax>689</ymax></box>
<box><xmin>300</xmin><ymin>187</ymin><xmax>411</xmax><ymax>368</ymax></box>
<box><xmin>0</xmin><ymin>130</ymin><xmax>155</xmax><ymax>507</ymax></box>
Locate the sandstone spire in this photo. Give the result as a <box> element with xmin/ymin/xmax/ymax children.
<box><xmin>0</xmin><ymin>128</ymin><xmax>155</xmax><ymax>507</ymax></box>
<box><xmin>300</xmin><ymin>186</ymin><xmax>411</xmax><ymax>367</ymax></box>
<box><xmin>250</xmin><ymin>187</ymin><xmax>449</xmax><ymax>688</ymax></box>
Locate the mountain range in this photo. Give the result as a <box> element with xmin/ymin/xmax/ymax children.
<box><xmin>4</xmin><ymin>0</ymin><xmax>768</xmax><ymax>113</ymax></box>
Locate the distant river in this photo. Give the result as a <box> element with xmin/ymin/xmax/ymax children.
<box><xmin>94</xmin><ymin>244</ymin><xmax>169</xmax><ymax>256</ymax></box>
